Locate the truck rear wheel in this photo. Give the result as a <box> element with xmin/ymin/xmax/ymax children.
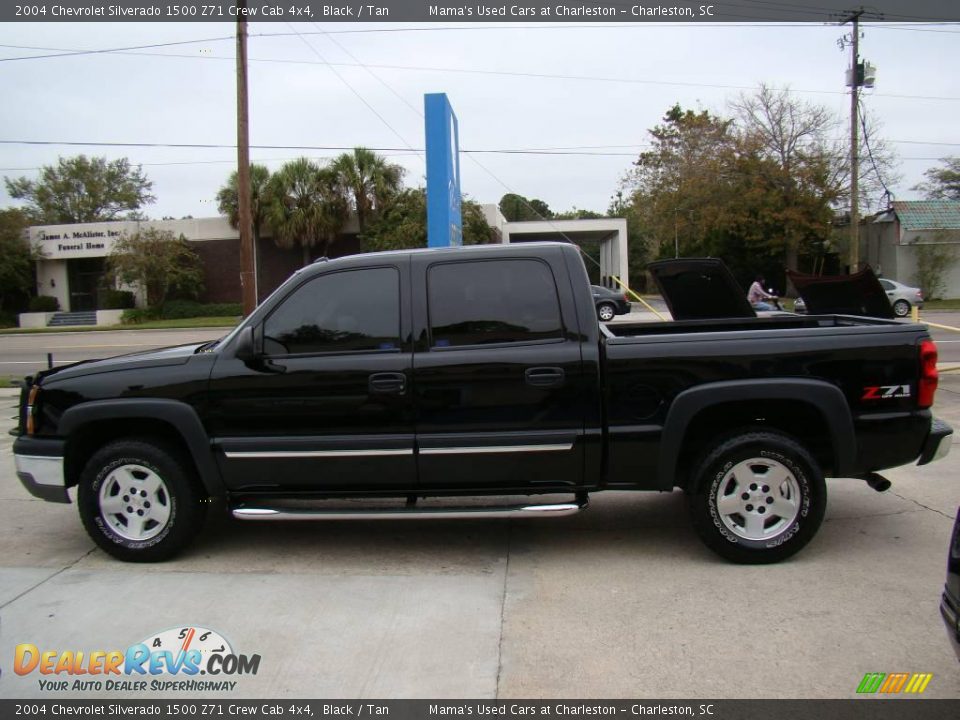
<box><xmin>687</xmin><ymin>431</ymin><xmax>826</xmax><ymax>564</ymax></box>
<box><xmin>78</xmin><ymin>438</ymin><xmax>206</xmax><ymax>562</ymax></box>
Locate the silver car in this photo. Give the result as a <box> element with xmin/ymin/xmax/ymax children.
<box><xmin>793</xmin><ymin>278</ymin><xmax>924</xmax><ymax>318</ymax></box>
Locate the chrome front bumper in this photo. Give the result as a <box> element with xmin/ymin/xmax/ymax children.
<box><xmin>14</xmin><ymin>453</ymin><xmax>69</xmax><ymax>503</ymax></box>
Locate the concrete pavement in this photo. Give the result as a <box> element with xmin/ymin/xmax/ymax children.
<box><xmin>0</xmin><ymin>382</ymin><xmax>958</xmax><ymax>699</ymax></box>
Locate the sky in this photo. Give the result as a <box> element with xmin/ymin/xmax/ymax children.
<box><xmin>0</xmin><ymin>20</ymin><xmax>957</xmax><ymax>221</ymax></box>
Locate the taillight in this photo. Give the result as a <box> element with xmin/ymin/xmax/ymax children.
<box><xmin>918</xmin><ymin>339</ymin><xmax>938</xmax><ymax>409</ymax></box>
<box><xmin>25</xmin><ymin>385</ymin><xmax>40</xmax><ymax>435</ymax></box>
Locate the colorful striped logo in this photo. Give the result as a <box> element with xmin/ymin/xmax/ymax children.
<box><xmin>856</xmin><ymin>672</ymin><xmax>933</xmax><ymax>694</ymax></box>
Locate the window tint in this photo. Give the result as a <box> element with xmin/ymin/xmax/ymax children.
<box><xmin>428</xmin><ymin>259</ymin><xmax>563</xmax><ymax>347</ymax></box>
<box><xmin>879</xmin><ymin>279</ymin><xmax>894</xmax><ymax>290</ymax></box>
<box><xmin>263</xmin><ymin>267</ymin><xmax>400</xmax><ymax>355</ymax></box>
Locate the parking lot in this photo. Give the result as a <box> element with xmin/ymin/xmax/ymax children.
<box><xmin>0</xmin><ymin>334</ymin><xmax>958</xmax><ymax>700</ymax></box>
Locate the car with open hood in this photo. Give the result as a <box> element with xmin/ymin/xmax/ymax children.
<box><xmin>790</xmin><ymin>269</ymin><xmax>923</xmax><ymax>319</ymax></box>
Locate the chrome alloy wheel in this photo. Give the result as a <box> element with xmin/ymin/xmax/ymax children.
<box><xmin>715</xmin><ymin>457</ymin><xmax>801</xmax><ymax>541</ymax></box>
<box><xmin>98</xmin><ymin>464</ymin><xmax>172</xmax><ymax>541</ymax></box>
<box><xmin>598</xmin><ymin>304</ymin><xmax>616</xmax><ymax>321</ymax></box>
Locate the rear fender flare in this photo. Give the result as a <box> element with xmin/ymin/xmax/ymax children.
<box><xmin>658</xmin><ymin>378</ymin><xmax>856</xmax><ymax>490</ymax></box>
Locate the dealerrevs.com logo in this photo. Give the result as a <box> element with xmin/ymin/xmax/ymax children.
<box><xmin>14</xmin><ymin>626</ymin><xmax>261</xmax><ymax>693</ymax></box>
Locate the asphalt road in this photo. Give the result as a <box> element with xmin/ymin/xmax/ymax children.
<box><xmin>3</xmin><ymin>309</ymin><xmax>960</xmax><ymax>378</ymax></box>
<box><xmin>0</xmin><ymin>327</ymin><xmax>229</xmax><ymax>378</ymax></box>
<box><xmin>0</xmin><ymin>382</ymin><xmax>958</xmax><ymax>699</ymax></box>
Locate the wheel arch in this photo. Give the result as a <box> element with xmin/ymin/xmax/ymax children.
<box><xmin>658</xmin><ymin>379</ymin><xmax>856</xmax><ymax>491</ymax></box>
<box><xmin>60</xmin><ymin>399</ymin><xmax>224</xmax><ymax>498</ymax></box>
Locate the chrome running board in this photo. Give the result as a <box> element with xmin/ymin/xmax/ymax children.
<box><xmin>231</xmin><ymin>499</ymin><xmax>587</xmax><ymax>522</ymax></box>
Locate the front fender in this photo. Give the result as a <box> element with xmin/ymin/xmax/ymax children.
<box><xmin>59</xmin><ymin>398</ymin><xmax>224</xmax><ymax>497</ymax></box>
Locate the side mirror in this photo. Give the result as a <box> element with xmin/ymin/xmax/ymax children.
<box><xmin>234</xmin><ymin>326</ymin><xmax>256</xmax><ymax>363</ymax></box>
<box><xmin>234</xmin><ymin>325</ymin><xmax>285</xmax><ymax>373</ymax></box>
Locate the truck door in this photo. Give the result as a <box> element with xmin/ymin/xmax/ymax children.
<box><xmin>207</xmin><ymin>262</ymin><xmax>416</xmax><ymax>493</ymax></box>
<box><xmin>411</xmin><ymin>248</ymin><xmax>587</xmax><ymax>492</ymax></box>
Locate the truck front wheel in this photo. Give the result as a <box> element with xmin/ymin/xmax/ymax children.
<box><xmin>78</xmin><ymin>438</ymin><xmax>207</xmax><ymax>562</ymax></box>
<box><xmin>687</xmin><ymin>431</ymin><xmax>826</xmax><ymax>564</ymax></box>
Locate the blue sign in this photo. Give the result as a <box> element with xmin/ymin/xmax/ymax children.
<box><xmin>425</xmin><ymin>93</ymin><xmax>462</xmax><ymax>248</ymax></box>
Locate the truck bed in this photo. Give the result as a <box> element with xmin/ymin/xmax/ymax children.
<box><xmin>603</xmin><ymin>313</ymin><xmax>907</xmax><ymax>339</ymax></box>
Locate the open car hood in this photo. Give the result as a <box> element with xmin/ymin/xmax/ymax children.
<box><xmin>647</xmin><ymin>258</ymin><xmax>756</xmax><ymax>321</ymax></box>
<box><xmin>787</xmin><ymin>266</ymin><xmax>894</xmax><ymax>319</ymax></box>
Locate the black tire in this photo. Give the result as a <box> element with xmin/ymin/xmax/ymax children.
<box><xmin>892</xmin><ymin>299</ymin><xmax>911</xmax><ymax>317</ymax></box>
<box><xmin>78</xmin><ymin>438</ymin><xmax>207</xmax><ymax>562</ymax></box>
<box><xmin>597</xmin><ymin>303</ymin><xmax>616</xmax><ymax>322</ymax></box>
<box><xmin>687</xmin><ymin>431</ymin><xmax>826</xmax><ymax>564</ymax></box>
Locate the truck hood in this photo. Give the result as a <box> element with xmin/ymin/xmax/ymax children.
<box><xmin>787</xmin><ymin>266</ymin><xmax>894</xmax><ymax>319</ymax></box>
<box><xmin>38</xmin><ymin>342</ymin><xmax>208</xmax><ymax>384</ymax></box>
<box><xmin>647</xmin><ymin>258</ymin><xmax>756</xmax><ymax>321</ymax></box>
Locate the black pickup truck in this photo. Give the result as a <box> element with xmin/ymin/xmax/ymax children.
<box><xmin>11</xmin><ymin>242</ymin><xmax>953</xmax><ymax>563</ymax></box>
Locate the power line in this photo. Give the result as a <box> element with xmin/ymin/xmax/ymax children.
<box><xmin>0</xmin><ymin>35</ymin><xmax>234</xmax><ymax>62</ymax></box>
<box><xmin>307</xmin><ymin>21</ymin><xmax>427</xmax><ymax>145</ymax></box>
<box><xmin>0</xmin><ymin>139</ymin><xmax>950</xmax><ymax>161</ymax></box>
<box><xmin>858</xmin><ymin>98</ymin><xmax>896</xmax><ymax>203</ymax></box>
<box><xmin>2</xmin><ymin>22</ymin><xmax>958</xmax><ymax>62</ymax></box>
<box><xmin>3</xmin><ymin>36</ymin><xmax>959</xmax><ymax>102</ymax></box>
<box><xmin>0</xmin><ymin>19</ymin><xmax>955</xmax><ymax>61</ymax></box>
<box><xmin>0</xmin><ymin>139</ymin><xmax>639</xmax><ymax>153</ymax></box>
<box><xmin>8</xmin><ymin>43</ymin><xmax>954</xmax><ymax>104</ymax></box>
<box><xmin>282</xmin><ymin>22</ymin><xmax>423</xmax><ymax>166</ymax></box>
<box><xmin>288</xmin><ymin>26</ymin><xmax>605</xmax><ymax>266</ymax></box>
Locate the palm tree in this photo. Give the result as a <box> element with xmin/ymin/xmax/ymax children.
<box><xmin>332</xmin><ymin>147</ymin><xmax>405</xmax><ymax>233</ymax></box>
<box><xmin>217</xmin><ymin>164</ymin><xmax>271</xmax><ymax>299</ymax></box>
<box><xmin>265</xmin><ymin>159</ymin><xmax>349</xmax><ymax>266</ymax></box>
<box><xmin>216</xmin><ymin>164</ymin><xmax>272</xmax><ymax>247</ymax></box>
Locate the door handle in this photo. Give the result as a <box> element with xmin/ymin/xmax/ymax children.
<box><xmin>369</xmin><ymin>372</ymin><xmax>406</xmax><ymax>395</ymax></box>
<box><xmin>525</xmin><ymin>367</ymin><xmax>565</xmax><ymax>388</ymax></box>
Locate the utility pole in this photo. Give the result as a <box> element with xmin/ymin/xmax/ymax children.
<box><xmin>236</xmin><ymin>3</ymin><xmax>257</xmax><ymax>316</ymax></box>
<box><xmin>838</xmin><ymin>6</ymin><xmax>880</xmax><ymax>272</ymax></box>
<box><xmin>842</xmin><ymin>8</ymin><xmax>863</xmax><ymax>274</ymax></box>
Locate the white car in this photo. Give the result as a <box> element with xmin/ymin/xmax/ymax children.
<box><xmin>794</xmin><ymin>278</ymin><xmax>924</xmax><ymax>318</ymax></box>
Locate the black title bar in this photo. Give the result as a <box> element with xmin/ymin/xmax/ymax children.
<box><xmin>3</xmin><ymin>1</ymin><xmax>959</xmax><ymax>23</ymax></box>
<box><xmin>2</xmin><ymin>700</ymin><xmax>960</xmax><ymax>720</ymax></box>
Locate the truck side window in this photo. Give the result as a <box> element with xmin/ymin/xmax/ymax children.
<box><xmin>263</xmin><ymin>267</ymin><xmax>400</xmax><ymax>355</ymax></box>
<box><xmin>427</xmin><ymin>259</ymin><xmax>563</xmax><ymax>348</ymax></box>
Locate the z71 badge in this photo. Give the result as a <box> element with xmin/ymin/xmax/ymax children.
<box><xmin>862</xmin><ymin>384</ymin><xmax>911</xmax><ymax>400</ymax></box>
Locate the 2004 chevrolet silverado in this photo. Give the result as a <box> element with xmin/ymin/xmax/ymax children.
<box><xmin>12</xmin><ymin>242</ymin><xmax>953</xmax><ymax>563</ymax></box>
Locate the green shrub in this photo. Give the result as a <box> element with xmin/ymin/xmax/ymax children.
<box><xmin>28</xmin><ymin>295</ymin><xmax>60</xmax><ymax>312</ymax></box>
<box><xmin>0</xmin><ymin>311</ymin><xmax>16</xmax><ymax>328</ymax></box>
<box><xmin>121</xmin><ymin>308</ymin><xmax>159</xmax><ymax>324</ymax></box>
<box><xmin>160</xmin><ymin>301</ymin><xmax>242</xmax><ymax>319</ymax></box>
<box><xmin>98</xmin><ymin>289</ymin><xmax>136</xmax><ymax>310</ymax></box>
<box><xmin>121</xmin><ymin>302</ymin><xmax>242</xmax><ymax>324</ymax></box>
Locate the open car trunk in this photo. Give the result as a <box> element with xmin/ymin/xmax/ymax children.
<box><xmin>787</xmin><ymin>266</ymin><xmax>895</xmax><ymax>319</ymax></box>
<box><xmin>645</xmin><ymin>258</ymin><xmax>896</xmax><ymax>321</ymax></box>
<box><xmin>646</xmin><ymin>258</ymin><xmax>756</xmax><ymax>321</ymax></box>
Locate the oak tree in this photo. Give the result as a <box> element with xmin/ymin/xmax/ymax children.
<box><xmin>5</xmin><ymin>155</ymin><xmax>155</xmax><ymax>224</ymax></box>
